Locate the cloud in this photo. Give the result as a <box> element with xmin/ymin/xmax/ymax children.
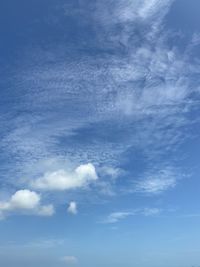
<box><xmin>100</xmin><ymin>166</ymin><xmax>122</xmax><ymax>180</ymax></box>
<box><xmin>192</xmin><ymin>32</ymin><xmax>200</xmax><ymax>46</ymax></box>
<box><xmin>93</xmin><ymin>0</ymin><xmax>174</xmax><ymax>49</ymax></box>
<box><xmin>37</xmin><ymin>204</ymin><xmax>55</xmax><ymax>216</ymax></box>
<box><xmin>95</xmin><ymin>0</ymin><xmax>173</xmax><ymax>25</ymax></box>
<box><xmin>138</xmin><ymin>0</ymin><xmax>173</xmax><ymax>20</ymax></box>
<box><xmin>103</xmin><ymin>208</ymin><xmax>161</xmax><ymax>223</ymax></box>
<box><xmin>142</xmin><ymin>208</ymin><xmax>161</xmax><ymax>216</ymax></box>
<box><xmin>0</xmin><ymin>190</ymin><xmax>54</xmax><ymax>219</ymax></box>
<box><xmin>1</xmin><ymin>0</ymin><xmax>199</xmax><ymax>203</ymax></box>
<box><xmin>31</xmin><ymin>163</ymin><xmax>98</xmax><ymax>191</ymax></box>
<box><xmin>136</xmin><ymin>169</ymin><xmax>177</xmax><ymax>194</ymax></box>
<box><xmin>61</xmin><ymin>256</ymin><xmax>78</xmax><ymax>265</ymax></box>
<box><xmin>67</xmin><ymin>201</ymin><xmax>77</xmax><ymax>215</ymax></box>
<box><xmin>104</xmin><ymin>212</ymin><xmax>133</xmax><ymax>223</ymax></box>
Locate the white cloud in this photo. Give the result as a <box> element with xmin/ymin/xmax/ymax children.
<box><xmin>103</xmin><ymin>212</ymin><xmax>133</xmax><ymax>224</ymax></box>
<box><xmin>95</xmin><ymin>0</ymin><xmax>173</xmax><ymax>25</ymax></box>
<box><xmin>9</xmin><ymin>189</ymin><xmax>40</xmax><ymax>209</ymax></box>
<box><xmin>0</xmin><ymin>190</ymin><xmax>54</xmax><ymax>219</ymax></box>
<box><xmin>0</xmin><ymin>238</ymin><xmax>64</xmax><ymax>250</ymax></box>
<box><xmin>1</xmin><ymin>0</ymin><xmax>198</xmax><ymax>203</ymax></box>
<box><xmin>136</xmin><ymin>169</ymin><xmax>177</xmax><ymax>194</ymax></box>
<box><xmin>138</xmin><ymin>0</ymin><xmax>173</xmax><ymax>19</ymax></box>
<box><xmin>31</xmin><ymin>163</ymin><xmax>98</xmax><ymax>191</ymax></box>
<box><xmin>37</xmin><ymin>204</ymin><xmax>55</xmax><ymax>216</ymax></box>
<box><xmin>61</xmin><ymin>256</ymin><xmax>78</xmax><ymax>265</ymax></box>
<box><xmin>101</xmin><ymin>166</ymin><xmax>121</xmax><ymax>179</ymax></box>
<box><xmin>103</xmin><ymin>208</ymin><xmax>161</xmax><ymax>223</ymax></box>
<box><xmin>67</xmin><ymin>201</ymin><xmax>77</xmax><ymax>215</ymax></box>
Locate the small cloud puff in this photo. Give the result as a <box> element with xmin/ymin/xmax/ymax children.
<box><xmin>103</xmin><ymin>212</ymin><xmax>134</xmax><ymax>224</ymax></box>
<box><xmin>0</xmin><ymin>189</ymin><xmax>54</xmax><ymax>219</ymax></box>
<box><xmin>61</xmin><ymin>256</ymin><xmax>78</xmax><ymax>265</ymax></box>
<box><xmin>67</xmin><ymin>201</ymin><xmax>77</xmax><ymax>215</ymax></box>
<box><xmin>31</xmin><ymin>163</ymin><xmax>98</xmax><ymax>191</ymax></box>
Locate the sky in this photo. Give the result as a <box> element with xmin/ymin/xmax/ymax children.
<box><xmin>0</xmin><ymin>0</ymin><xmax>200</xmax><ymax>266</ymax></box>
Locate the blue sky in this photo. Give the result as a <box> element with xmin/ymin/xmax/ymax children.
<box><xmin>1</xmin><ymin>0</ymin><xmax>200</xmax><ymax>266</ymax></box>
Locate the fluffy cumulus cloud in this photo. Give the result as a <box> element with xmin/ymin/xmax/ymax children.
<box><xmin>0</xmin><ymin>190</ymin><xmax>54</xmax><ymax>219</ymax></box>
<box><xmin>67</xmin><ymin>201</ymin><xmax>77</xmax><ymax>215</ymax></box>
<box><xmin>31</xmin><ymin>163</ymin><xmax>98</xmax><ymax>191</ymax></box>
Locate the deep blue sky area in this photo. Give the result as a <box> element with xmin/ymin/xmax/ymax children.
<box><xmin>1</xmin><ymin>1</ymin><xmax>200</xmax><ymax>267</ymax></box>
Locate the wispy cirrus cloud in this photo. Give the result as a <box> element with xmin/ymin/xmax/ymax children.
<box><xmin>135</xmin><ymin>168</ymin><xmax>177</xmax><ymax>194</ymax></box>
<box><xmin>103</xmin><ymin>208</ymin><xmax>161</xmax><ymax>224</ymax></box>
<box><xmin>94</xmin><ymin>0</ymin><xmax>173</xmax><ymax>27</ymax></box>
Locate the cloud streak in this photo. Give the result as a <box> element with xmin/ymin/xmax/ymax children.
<box><xmin>103</xmin><ymin>208</ymin><xmax>161</xmax><ymax>224</ymax></box>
